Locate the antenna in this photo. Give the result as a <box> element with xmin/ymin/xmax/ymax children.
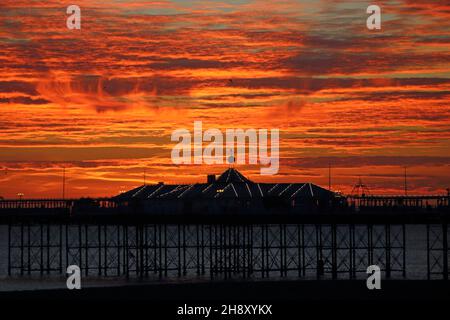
<box><xmin>227</xmin><ymin>148</ymin><xmax>235</xmax><ymax>168</ymax></box>
<box><xmin>0</xmin><ymin>167</ymin><xmax>6</xmax><ymax>200</ymax></box>
<box><xmin>328</xmin><ymin>163</ymin><xmax>331</xmax><ymax>191</ymax></box>
<box><xmin>144</xmin><ymin>168</ymin><xmax>146</xmax><ymax>185</ymax></box>
<box><xmin>62</xmin><ymin>167</ymin><xmax>66</xmax><ymax>200</ymax></box>
<box><xmin>404</xmin><ymin>166</ymin><xmax>407</xmax><ymax>196</ymax></box>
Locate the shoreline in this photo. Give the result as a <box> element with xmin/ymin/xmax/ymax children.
<box><xmin>1</xmin><ymin>279</ymin><xmax>449</xmax><ymax>301</ymax></box>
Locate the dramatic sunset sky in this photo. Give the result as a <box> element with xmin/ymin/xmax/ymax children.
<box><xmin>0</xmin><ymin>0</ymin><xmax>449</xmax><ymax>198</ymax></box>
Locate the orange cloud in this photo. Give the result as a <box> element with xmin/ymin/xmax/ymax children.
<box><xmin>0</xmin><ymin>0</ymin><xmax>449</xmax><ymax>198</ymax></box>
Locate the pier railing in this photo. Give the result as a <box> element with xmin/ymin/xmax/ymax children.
<box><xmin>0</xmin><ymin>198</ymin><xmax>117</xmax><ymax>210</ymax></box>
<box><xmin>0</xmin><ymin>194</ymin><xmax>448</xmax><ymax>214</ymax></box>
<box><xmin>348</xmin><ymin>195</ymin><xmax>449</xmax><ymax>209</ymax></box>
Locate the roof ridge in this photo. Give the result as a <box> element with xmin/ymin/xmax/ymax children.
<box><xmin>216</xmin><ymin>168</ymin><xmax>252</xmax><ymax>184</ymax></box>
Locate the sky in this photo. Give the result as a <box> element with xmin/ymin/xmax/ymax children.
<box><xmin>0</xmin><ymin>0</ymin><xmax>449</xmax><ymax>198</ymax></box>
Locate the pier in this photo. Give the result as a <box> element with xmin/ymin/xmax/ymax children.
<box><xmin>1</xmin><ymin>169</ymin><xmax>449</xmax><ymax>281</ymax></box>
<box><xmin>1</xmin><ymin>195</ymin><xmax>449</xmax><ymax>281</ymax></box>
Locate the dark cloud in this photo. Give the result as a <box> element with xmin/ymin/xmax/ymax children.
<box><xmin>285</xmin><ymin>156</ymin><xmax>450</xmax><ymax>169</ymax></box>
<box><xmin>148</xmin><ymin>58</ymin><xmax>239</xmax><ymax>70</ymax></box>
<box><xmin>0</xmin><ymin>96</ymin><xmax>49</xmax><ymax>104</ymax></box>
<box><xmin>0</xmin><ymin>81</ymin><xmax>38</xmax><ymax>96</ymax></box>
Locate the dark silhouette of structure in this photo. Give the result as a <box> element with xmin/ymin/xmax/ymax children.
<box><xmin>350</xmin><ymin>177</ymin><xmax>371</xmax><ymax>197</ymax></box>
<box><xmin>1</xmin><ymin>168</ymin><xmax>449</xmax><ymax>281</ymax></box>
<box><xmin>113</xmin><ymin>168</ymin><xmax>341</xmax><ymax>216</ymax></box>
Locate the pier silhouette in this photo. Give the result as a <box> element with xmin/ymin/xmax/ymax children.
<box><xmin>1</xmin><ymin>169</ymin><xmax>449</xmax><ymax>280</ymax></box>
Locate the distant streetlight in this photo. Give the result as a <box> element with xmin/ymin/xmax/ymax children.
<box><xmin>17</xmin><ymin>193</ymin><xmax>24</xmax><ymax>200</ymax></box>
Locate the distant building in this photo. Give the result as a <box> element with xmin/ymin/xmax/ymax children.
<box><xmin>114</xmin><ymin>168</ymin><xmax>341</xmax><ymax>215</ymax></box>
